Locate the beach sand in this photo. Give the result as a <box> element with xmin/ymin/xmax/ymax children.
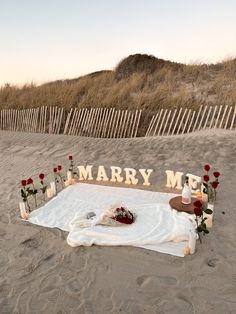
<box><xmin>0</xmin><ymin>129</ymin><xmax>236</xmax><ymax>314</ymax></box>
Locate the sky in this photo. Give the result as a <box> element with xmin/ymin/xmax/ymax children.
<box><xmin>0</xmin><ymin>0</ymin><xmax>235</xmax><ymax>87</ymax></box>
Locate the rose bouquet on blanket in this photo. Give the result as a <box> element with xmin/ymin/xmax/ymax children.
<box><xmin>78</xmin><ymin>204</ymin><xmax>135</xmax><ymax>228</ymax></box>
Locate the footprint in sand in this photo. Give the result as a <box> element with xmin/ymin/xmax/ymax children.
<box><xmin>174</xmin><ymin>293</ymin><xmax>194</xmax><ymax>314</ymax></box>
<box><xmin>20</xmin><ymin>236</ymin><xmax>42</xmax><ymax>249</ymax></box>
<box><xmin>207</xmin><ymin>258</ymin><xmax>220</xmax><ymax>267</ymax></box>
<box><xmin>136</xmin><ymin>274</ymin><xmax>177</xmax><ymax>288</ymax></box>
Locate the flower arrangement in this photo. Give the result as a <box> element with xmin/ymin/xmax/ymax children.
<box><xmin>39</xmin><ymin>173</ymin><xmax>47</xmax><ymax>200</ymax></box>
<box><xmin>20</xmin><ymin>178</ymin><xmax>38</xmax><ymax>211</ymax></box>
<box><xmin>54</xmin><ymin>165</ymin><xmax>65</xmax><ymax>189</ymax></box>
<box><xmin>203</xmin><ymin>164</ymin><xmax>220</xmax><ymax>203</ymax></box>
<box><xmin>112</xmin><ymin>206</ymin><xmax>135</xmax><ymax>224</ymax></box>
<box><xmin>19</xmin><ymin>154</ymin><xmax>77</xmax><ymax>217</ymax></box>
<box><xmin>193</xmin><ymin>199</ymin><xmax>213</xmax><ymax>243</ymax></box>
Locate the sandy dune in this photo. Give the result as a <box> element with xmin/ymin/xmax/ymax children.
<box><xmin>0</xmin><ymin>129</ymin><xmax>236</xmax><ymax>313</ymax></box>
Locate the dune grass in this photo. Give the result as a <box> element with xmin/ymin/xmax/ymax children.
<box><xmin>0</xmin><ymin>54</ymin><xmax>235</xmax><ymax>115</ymax></box>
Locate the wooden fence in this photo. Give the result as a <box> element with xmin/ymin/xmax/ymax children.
<box><xmin>145</xmin><ymin>104</ymin><xmax>236</xmax><ymax>136</ymax></box>
<box><xmin>0</xmin><ymin>107</ymin><xmax>142</xmax><ymax>138</ymax></box>
<box><xmin>0</xmin><ymin>105</ymin><xmax>235</xmax><ymax>138</ymax></box>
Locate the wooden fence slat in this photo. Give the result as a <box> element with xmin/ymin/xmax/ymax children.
<box><xmin>153</xmin><ymin>109</ymin><xmax>163</xmax><ymax>136</ymax></box>
<box><xmin>203</xmin><ymin>106</ymin><xmax>212</xmax><ymax>129</ymax></box>
<box><xmin>123</xmin><ymin>111</ymin><xmax>131</xmax><ymax>138</ymax></box>
<box><xmin>172</xmin><ymin>108</ymin><xmax>183</xmax><ymax>135</ymax></box>
<box><xmin>167</xmin><ymin>109</ymin><xmax>177</xmax><ymax>136</ymax></box>
<box><xmin>162</xmin><ymin>110</ymin><xmax>172</xmax><ymax>135</ymax></box>
<box><xmin>214</xmin><ymin>105</ymin><xmax>222</xmax><ymax>128</ymax></box>
<box><xmin>198</xmin><ymin>105</ymin><xmax>208</xmax><ymax>130</ymax></box>
<box><xmin>106</xmin><ymin>108</ymin><xmax>115</xmax><ymax>138</ymax></box>
<box><xmin>224</xmin><ymin>106</ymin><xmax>232</xmax><ymax>129</ymax></box>
<box><xmin>176</xmin><ymin>108</ymin><xmax>188</xmax><ymax>135</ymax></box>
<box><xmin>119</xmin><ymin>110</ymin><xmax>127</xmax><ymax>138</ymax></box>
<box><xmin>94</xmin><ymin>108</ymin><xmax>102</xmax><ymax>137</ymax></box>
<box><xmin>78</xmin><ymin>109</ymin><xmax>88</xmax><ymax>136</ymax></box>
<box><xmin>113</xmin><ymin>110</ymin><xmax>121</xmax><ymax>138</ymax></box>
<box><xmin>98</xmin><ymin>108</ymin><xmax>107</xmax><ymax>138</ymax></box>
<box><xmin>75</xmin><ymin>108</ymin><xmax>86</xmax><ymax>136</ymax></box>
<box><xmin>157</xmin><ymin>109</ymin><xmax>168</xmax><ymax>136</ymax></box>
<box><xmin>209</xmin><ymin>106</ymin><xmax>218</xmax><ymax>129</ymax></box>
<box><xmin>68</xmin><ymin>108</ymin><xmax>77</xmax><ymax>135</ymax></box>
<box><xmin>219</xmin><ymin>105</ymin><xmax>228</xmax><ymax>129</ymax></box>
<box><xmin>182</xmin><ymin>109</ymin><xmax>192</xmax><ymax>134</ymax></box>
<box><xmin>102</xmin><ymin>108</ymin><xmax>111</xmax><ymax>138</ymax></box>
<box><xmin>108</xmin><ymin>110</ymin><xmax>116</xmax><ymax>138</ymax></box>
<box><xmin>63</xmin><ymin>108</ymin><xmax>73</xmax><ymax>134</ymax></box>
<box><xmin>72</xmin><ymin>109</ymin><xmax>80</xmax><ymax>136</ymax></box>
<box><xmin>229</xmin><ymin>105</ymin><xmax>236</xmax><ymax>130</ymax></box>
<box><xmin>117</xmin><ymin>110</ymin><xmax>124</xmax><ymax>138</ymax></box>
<box><xmin>192</xmin><ymin>105</ymin><xmax>203</xmax><ymax>132</ymax></box>
<box><xmin>145</xmin><ymin>115</ymin><xmax>155</xmax><ymax>137</ymax></box>
<box><xmin>134</xmin><ymin>110</ymin><xmax>142</xmax><ymax>138</ymax></box>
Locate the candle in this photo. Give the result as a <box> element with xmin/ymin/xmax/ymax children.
<box><xmin>203</xmin><ymin>203</ymin><xmax>214</xmax><ymax>228</ymax></box>
<box><xmin>50</xmin><ymin>182</ymin><xmax>57</xmax><ymax>196</ymax></box>
<box><xmin>67</xmin><ymin>171</ymin><xmax>73</xmax><ymax>181</ymax></box>
<box><xmin>183</xmin><ymin>246</ymin><xmax>190</xmax><ymax>256</ymax></box>
<box><xmin>19</xmin><ymin>202</ymin><xmax>29</xmax><ymax>220</ymax></box>
<box><xmin>46</xmin><ymin>187</ymin><xmax>53</xmax><ymax>198</ymax></box>
<box><xmin>196</xmin><ymin>191</ymin><xmax>202</xmax><ymax>200</ymax></box>
<box><xmin>189</xmin><ymin>229</ymin><xmax>197</xmax><ymax>254</ymax></box>
<box><xmin>64</xmin><ymin>180</ymin><xmax>70</xmax><ymax>187</ymax></box>
<box><xmin>201</xmin><ymin>193</ymin><xmax>208</xmax><ymax>203</ymax></box>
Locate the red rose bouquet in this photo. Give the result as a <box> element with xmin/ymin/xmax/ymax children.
<box><xmin>193</xmin><ymin>200</ymin><xmax>213</xmax><ymax>243</ymax></box>
<box><xmin>112</xmin><ymin>206</ymin><xmax>135</xmax><ymax>224</ymax></box>
<box><xmin>202</xmin><ymin>164</ymin><xmax>221</xmax><ymax>203</ymax></box>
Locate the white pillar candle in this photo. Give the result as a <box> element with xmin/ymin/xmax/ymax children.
<box><xmin>50</xmin><ymin>182</ymin><xmax>57</xmax><ymax>195</ymax></box>
<box><xmin>19</xmin><ymin>202</ymin><xmax>28</xmax><ymax>220</ymax></box>
<box><xmin>189</xmin><ymin>229</ymin><xmax>197</xmax><ymax>254</ymax></box>
<box><xmin>67</xmin><ymin>171</ymin><xmax>73</xmax><ymax>181</ymax></box>
<box><xmin>46</xmin><ymin>187</ymin><xmax>53</xmax><ymax>198</ymax></box>
<box><xmin>203</xmin><ymin>203</ymin><xmax>214</xmax><ymax>228</ymax></box>
<box><xmin>64</xmin><ymin>180</ymin><xmax>70</xmax><ymax>187</ymax></box>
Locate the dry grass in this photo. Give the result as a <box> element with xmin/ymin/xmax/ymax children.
<box><xmin>0</xmin><ymin>54</ymin><xmax>236</xmax><ymax>114</ymax></box>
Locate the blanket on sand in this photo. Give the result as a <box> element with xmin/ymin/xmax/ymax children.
<box><xmin>28</xmin><ymin>183</ymin><xmax>195</xmax><ymax>257</ymax></box>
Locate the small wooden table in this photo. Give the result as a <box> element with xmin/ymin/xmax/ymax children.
<box><xmin>169</xmin><ymin>196</ymin><xmax>196</xmax><ymax>214</ymax></box>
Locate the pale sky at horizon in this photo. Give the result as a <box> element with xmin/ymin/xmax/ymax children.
<box><xmin>0</xmin><ymin>0</ymin><xmax>235</xmax><ymax>87</ymax></box>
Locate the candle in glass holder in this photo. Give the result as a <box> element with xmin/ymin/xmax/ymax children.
<box><xmin>67</xmin><ymin>171</ymin><xmax>73</xmax><ymax>181</ymax></box>
<box><xmin>196</xmin><ymin>191</ymin><xmax>202</xmax><ymax>200</ymax></box>
<box><xmin>204</xmin><ymin>203</ymin><xmax>214</xmax><ymax>228</ymax></box>
<box><xmin>201</xmin><ymin>193</ymin><xmax>208</xmax><ymax>203</ymax></box>
<box><xmin>19</xmin><ymin>202</ymin><xmax>29</xmax><ymax>220</ymax></box>
<box><xmin>50</xmin><ymin>182</ymin><xmax>57</xmax><ymax>195</ymax></box>
<box><xmin>46</xmin><ymin>187</ymin><xmax>53</xmax><ymax>198</ymax></box>
<box><xmin>189</xmin><ymin>229</ymin><xmax>197</xmax><ymax>254</ymax></box>
<box><xmin>183</xmin><ymin>246</ymin><xmax>190</xmax><ymax>256</ymax></box>
<box><xmin>64</xmin><ymin>180</ymin><xmax>70</xmax><ymax>187</ymax></box>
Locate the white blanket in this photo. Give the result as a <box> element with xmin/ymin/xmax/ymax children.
<box><xmin>28</xmin><ymin>183</ymin><xmax>195</xmax><ymax>257</ymax></box>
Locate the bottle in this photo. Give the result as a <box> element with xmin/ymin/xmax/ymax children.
<box><xmin>182</xmin><ymin>176</ymin><xmax>191</xmax><ymax>204</ymax></box>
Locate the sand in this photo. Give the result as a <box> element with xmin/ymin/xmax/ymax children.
<box><xmin>0</xmin><ymin>129</ymin><xmax>236</xmax><ymax>314</ymax></box>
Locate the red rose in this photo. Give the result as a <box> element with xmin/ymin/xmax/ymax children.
<box><xmin>204</xmin><ymin>164</ymin><xmax>210</xmax><ymax>172</ymax></box>
<box><xmin>39</xmin><ymin>173</ymin><xmax>44</xmax><ymax>180</ymax></box>
<box><xmin>21</xmin><ymin>180</ymin><xmax>27</xmax><ymax>187</ymax></box>
<box><xmin>193</xmin><ymin>200</ymin><xmax>203</xmax><ymax>208</ymax></box>
<box><xmin>57</xmin><ymin>165</ymin><xmax>62</xmax><ymax>171</ymax></box>
<box><xmin>53</xmin><ymin>168</ymin><xmax>57</xmax><ymax>173</ymax></box>
<box><xmin>68</xmin><ymin>155</ymin><xmax>73</xmax><ymax>161</ymax></box>
<box><xmin>211</xmin><ymin>181</ymin><xmax>218</xmax><ymax>189</ymax></box>
<box><xmin>194</xmin><ymin>207</ymin><xmax>202</xmax><ymax>217</ymax></box>
<box><xmin>203</xmin><ymin>175</ymin><xmax>210</xmax><ymax>182</ymax></box>
<box><xmin>27</xmin><ymin>178</ymin><xmax>33</xmax><ymax>185</ymax></box>
<box><xmin>213</xmin><ymin>171</ymin><xmax>220</xmax><ymax>178</ymax></box>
